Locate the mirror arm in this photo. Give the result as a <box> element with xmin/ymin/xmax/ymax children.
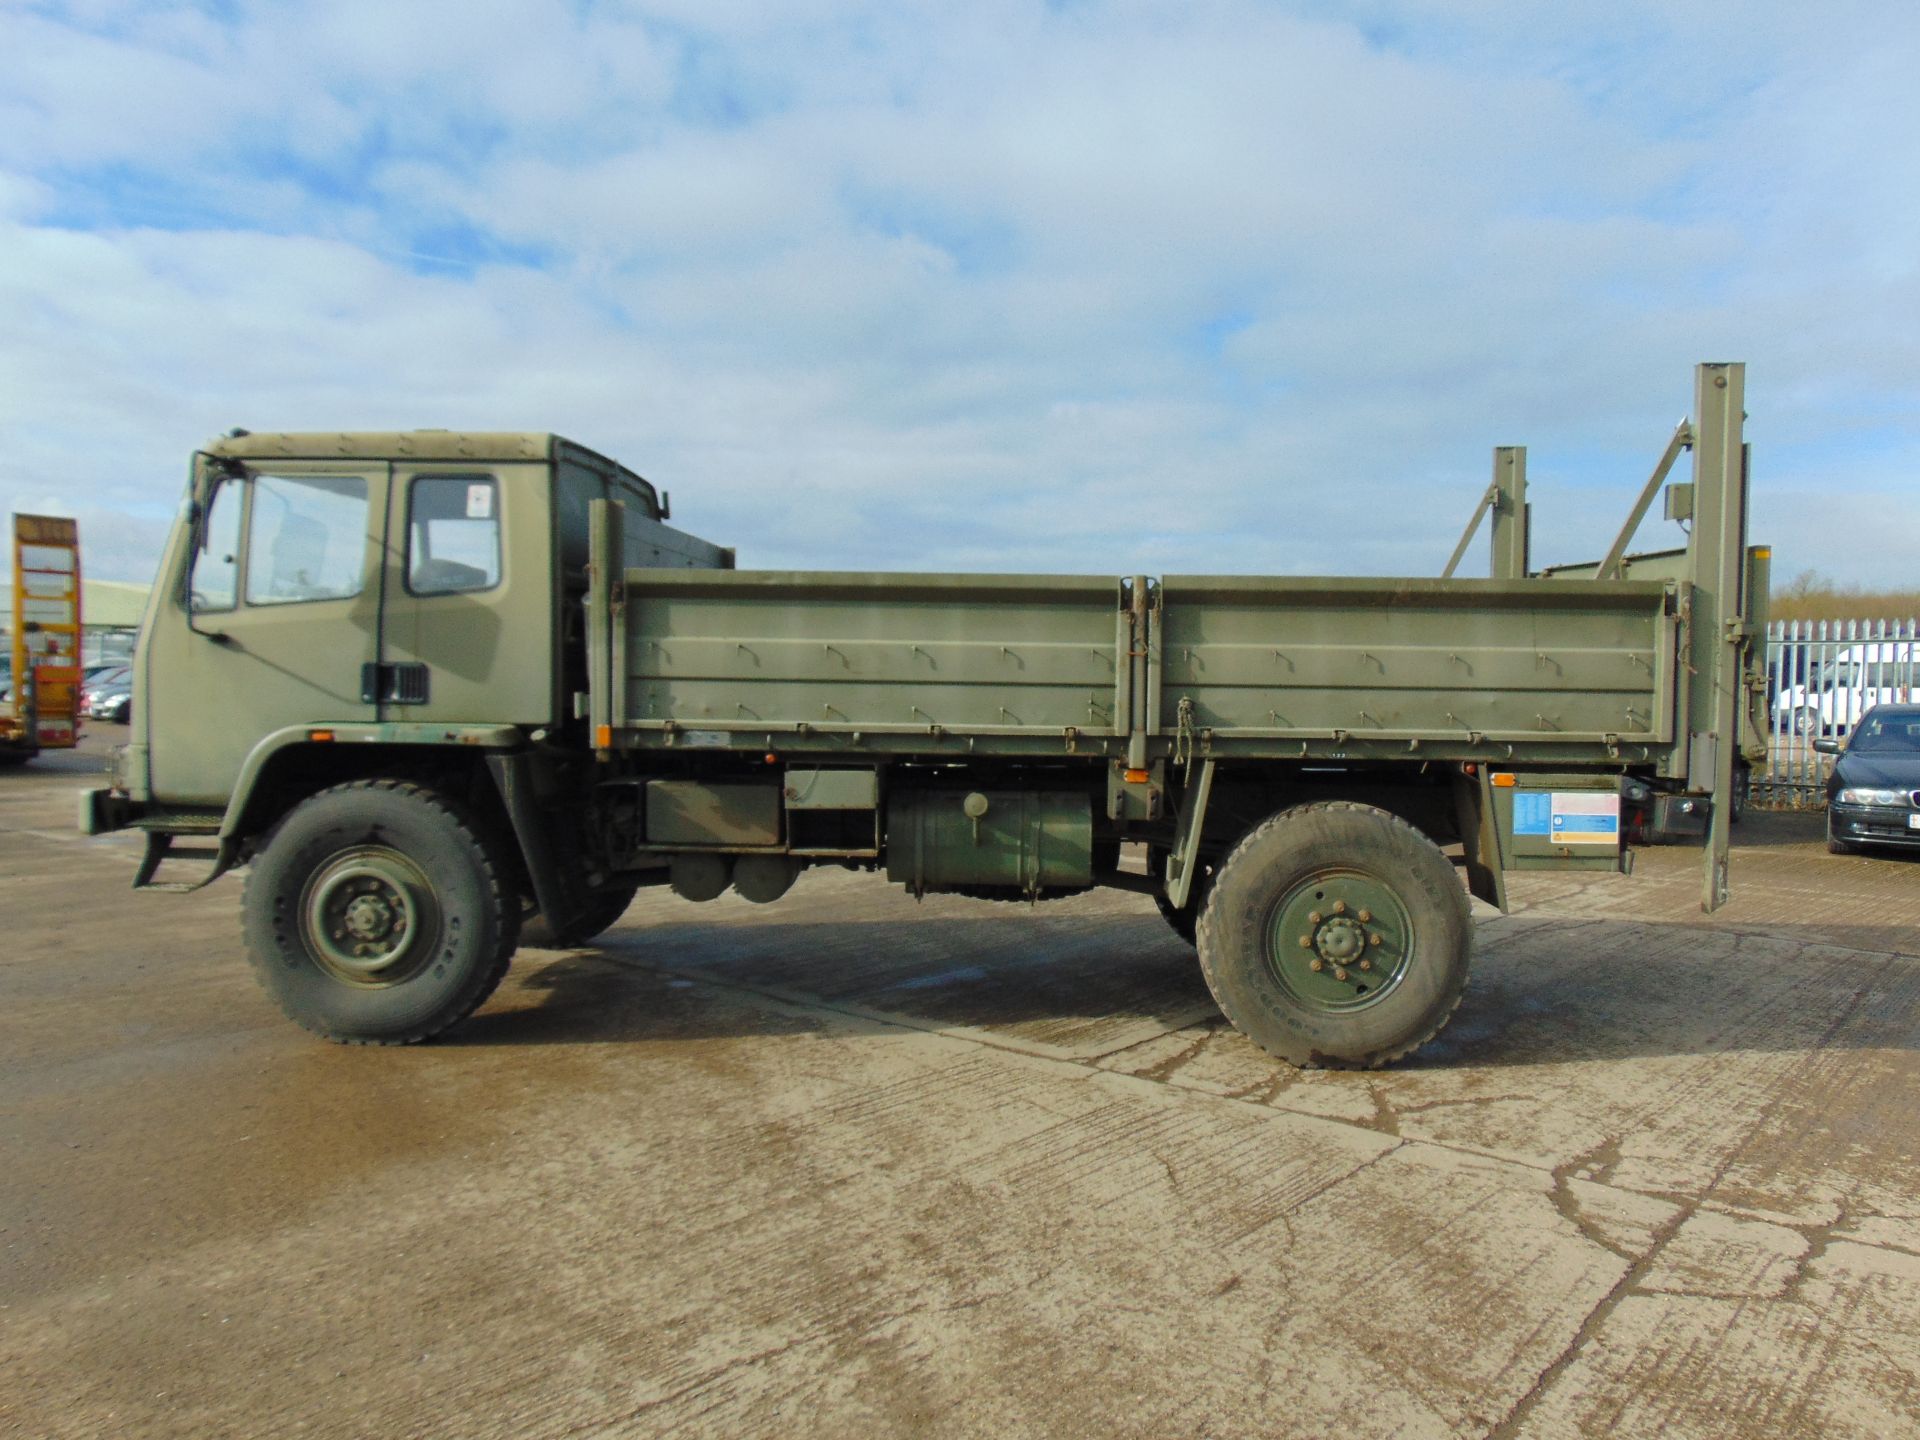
<box><xmin>183</xmin><ymin>453</ymin><xmax>240</xmax><ymax>645</ymax></box>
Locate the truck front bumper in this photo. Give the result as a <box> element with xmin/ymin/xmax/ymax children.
<box><xmin>78</xmin><ymin>786</ymin><xmax>135</xmax><ymax>836</ymax></box>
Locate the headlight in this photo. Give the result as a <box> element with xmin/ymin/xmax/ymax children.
<box><xmin>1837</xmin><ymin>787</ymin><xmax>1909</xmax><ymax>806</ymax></box>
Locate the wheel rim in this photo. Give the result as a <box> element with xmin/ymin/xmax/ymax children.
<box><xmin>300</xmin><ymin>845</ymin><xmax>440</xmax><ymax>987</ymax></box>
<box><xmin>1263</xmin><ymin>868</ymin><xmax>1414</xmax><ymax>1013</ymax></box>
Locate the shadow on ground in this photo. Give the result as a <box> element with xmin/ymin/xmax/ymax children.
<box><xmin>448</xmin><ymin>902</ymin><xmax>1920</xmax><ymax>1069</ymax></box>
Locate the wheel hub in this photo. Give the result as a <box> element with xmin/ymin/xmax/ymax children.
<box><xmin>301</xmin><ymin>848</ymin><xmax>436</xmax><ymax>985</ymax></box>
<box><xmin>343</xmin><ymin>892</ymin><xmax>397</xmax><ymax>941</ymax></box>
<box><xmin>1268</xmin><ymin>871</ymin><xmax>1412</xmax><ymax>1012</ymax></box>
<box><xmin>1315</xmin><ymin>916</ymin><xmax>1366</xmax><ymax>963</ymax></box>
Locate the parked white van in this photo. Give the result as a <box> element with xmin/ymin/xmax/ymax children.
<box><xmin>1774</xmin><ymin>641</ymin><xmax>1917</xmax><ymax>735</ymax></box>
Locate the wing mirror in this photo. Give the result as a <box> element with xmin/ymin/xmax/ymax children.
<box><xmin>1811</xmin><ymin>737</ymin><xmax>1842</xmax><ymax>756</ymax></box>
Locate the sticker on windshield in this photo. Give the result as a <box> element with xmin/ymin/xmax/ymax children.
<box><xmin>466</xmin><ymin>483</ymin><xmax>493</xmax><ymax>519</ymax></box>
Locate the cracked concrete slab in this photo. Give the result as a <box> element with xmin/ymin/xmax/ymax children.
<box><xmin>1511</xmin><ymin>1234</ymin><xmax>1920</xmax><ymax>1439</ymax></box>
<box><xmin>3</xmin><ymin>739</ymin><xmax>1918</xmax><ymax>1438</ymax></box>
<box><xmin>1639</xmin><ymin>1208</ymin><xmax>1813</xmax><ymax>1301</ymax></box>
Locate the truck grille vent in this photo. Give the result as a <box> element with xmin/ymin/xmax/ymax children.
<box><xmin>360</xmin><ymin>662</ymin><xmax>431</xmax><ymax>706</ymax></box>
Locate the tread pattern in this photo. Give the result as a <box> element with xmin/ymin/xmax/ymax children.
<box><xmin>1154</xmin><ymin>890</ymin><xmax>1199</xmax><ymax>946</ymax></box>
<box><xmin>1194</xmin><ymin>800</ymin><xmax>1470</xmax><ymax>1070</ymax></box>
<box><xmin>243</xmin><ymin>778</ymin><xmax>521</xmax><ymax>1046</ymax></box>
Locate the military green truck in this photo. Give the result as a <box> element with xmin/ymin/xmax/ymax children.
<box><xmin>82</xmin><ymin>363</ymin><xmax>1766</xmax><ymax>1067</ymax></box>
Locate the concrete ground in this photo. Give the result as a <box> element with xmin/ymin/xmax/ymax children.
<box><xmin>4</xmin><ymin>733</ymin><xmax>1918</xmax><ymax>1439</ymax></box>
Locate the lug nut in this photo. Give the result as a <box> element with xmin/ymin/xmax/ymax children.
<box><xmin>1332</xmin><ymin>900</ymin><xmax>1347</xmax><ymax>914</ymax></box>
<box><xmin>1310</xmin><ymin>958</ymin><xmax>1325</xmax><ymax>972</ymax></box>
<box><xmin>1359</xmin><ymin>959</ymin><xmax>1372</xmax><ymax>972</ymax></box>
<box><xmin>1299</xmin><ymin>934</ymin><xmax>1313</xmax><ymax>948</ymax></box>
<box><xmin>1369</xmin><ymin>933</ymin><xmax>1382</xmax><ymax>946</ymax></box>
<box><xmin>1334</xmin><ymin>967</ymin><xmax>1349</xmax><ymax>982</ymax></box>
<box><xmin>1308</xmin><ymin>910</ymin><xmax>1322</xmax><ymax>924</ymax></box>
<box><xmin>1358</xmin><ymin>909</ymin><xmax>1372</xmax><ymax>923</ymax></box>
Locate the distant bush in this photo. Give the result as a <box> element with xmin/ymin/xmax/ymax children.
<box><xmin>1769</xmin><ymin>569</ymin><xmax>1920</xmax><ymax>623</ymax></box>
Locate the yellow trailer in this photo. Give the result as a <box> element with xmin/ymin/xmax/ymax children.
<box><xmin>2</xmin><ymin>514</ymin><xmax>84</xmax><ymax>763</ymax></box>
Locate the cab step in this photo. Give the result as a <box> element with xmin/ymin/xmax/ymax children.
<box><xmin>133</xmin><ymin>829</ymin><xmax>239</xmax><ymax>893</ymax></box>
<box><xmin>131</xmin><ymin>811</ymin><xmax>222</xmax><ymax>835</ymax></box>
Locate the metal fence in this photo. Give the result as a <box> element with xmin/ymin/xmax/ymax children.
<box><xmin>1757</xmin><ymin>618</ymin><xmax>1920</xmax><ymax>808</ymax></box>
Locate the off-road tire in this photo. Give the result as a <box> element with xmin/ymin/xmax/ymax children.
<box><xmin>1195</xmin><ymin>801</ymin><xmax>1471</xmax><ymax>1069</ymax></box>
<box><xmin>243</xmin><ymin>779</ymin><xmax>521</xmax><ymax>1045</ymax></box>
<box><xmin>1147</xmin><ymin>846</ymin><xmax>1210</xmax><ymax>946</ymax></box>
<box><xmin>527</xmin><ymin>880</ymin><xmax>642</xmax><ymax>947</ymax></box>
<box><xmin>1155</xmin><ymin>891</ymin><xmax>1199</xmax><ymax>945</ymax></box>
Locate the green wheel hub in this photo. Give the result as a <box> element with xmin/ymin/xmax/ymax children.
<box><xmin>1264</xmin><ymin>868</ymin><xmax>1414</xmax><ymax>1012</ymax></box>
<box><xmin>300</xmin><ymin>845</ymin><xmax>440</xmax><ymax>987</ymax></box>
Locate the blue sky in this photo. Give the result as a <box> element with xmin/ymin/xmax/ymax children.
<box><xmin>2</xmin><ymin>0</ymin><xmax>1916</xmax><ymax>588</ymax></box>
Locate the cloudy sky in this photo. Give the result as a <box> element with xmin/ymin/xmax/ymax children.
<box><xmin>2</xmin><ymin>0</ymin><xmax>1916</xmax><ymax>589</ymax></box>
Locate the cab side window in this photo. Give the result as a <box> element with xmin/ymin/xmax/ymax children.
<box><xmin>189</xmin><ymin>479</ymin><xmax>244</xmax><ymax>612</ymax></box>
<box><xmin>244</xmin><ymin>475</ymin><xmax>370</xmax><ymax>605</ymax></box>
<box><xmin>408</xmin><ymin>477</ymin><xmax>501</xmax><ymax>595</ymax></box>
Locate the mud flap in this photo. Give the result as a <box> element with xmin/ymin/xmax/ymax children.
<box><xmin>1162</xmin><ymin>758</ymin><xmax>1216</xmax><ymax>910</ymax></box>
<box><xmin>1450</xmin><ymin>768</ymin><xmax>1508</xmax><ymax>913</ymax></box>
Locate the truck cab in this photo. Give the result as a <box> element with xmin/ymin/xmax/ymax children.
<box><xmin>120</xmin><ymin>432</ymin><xmax>730</xmax><ymax>815</ymax></box>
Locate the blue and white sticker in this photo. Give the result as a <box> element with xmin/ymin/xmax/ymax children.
<box><xmin>1514</xmin><ymin>790</ymin><xmax>1619</xmax><ymax>844</ymax></box>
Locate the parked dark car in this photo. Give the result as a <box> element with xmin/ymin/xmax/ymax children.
<box><xmin>1816</xmin><ymin>704</ymin><xmax>1920</xmax><ymax>854</ymax></box>
<box><xmin>89</xmin><ymin>683</ymin><xmax>133</xmax><ymax>724</ymax></box>
<box><xmin>82</xmin><ymin>665</ymin><xmax>132</xmax><ymax>718</ymax></box>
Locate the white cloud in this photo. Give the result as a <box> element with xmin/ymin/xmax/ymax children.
<box><xmin>0</xmin><ymin>0</ymin><xmax>1916</xmax><ymax>591</ymax></box>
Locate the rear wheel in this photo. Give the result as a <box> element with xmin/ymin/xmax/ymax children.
<box><xmin>1196</xmin><ymin>802</ymin><xmax>1470</xmax><ymax>1068</ymax></box>
<box><xmin>243</xmin><ymin>779</ymin><xmax>520</xmax><ymax>1044</ymax></box>
<box><xmin>528</xmin><ymin>879</ymin><xmax>642</xmax><ymax>947</ymax></box>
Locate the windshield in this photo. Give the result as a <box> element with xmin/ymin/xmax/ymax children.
<box><xmin>1850</xmin><ymin>713</ymin><xmax>1920</xmax><ymax>753</ymax></box>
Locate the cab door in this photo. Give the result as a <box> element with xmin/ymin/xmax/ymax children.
<box><xmin>143</xmin><ymin>463</ymin><xmax>385</xmax><ymax>806</ymax></box>
<box><xmin>375</xmin><ymin>463</ymin><xmax>553</xmax><ymax>726</ymax></box>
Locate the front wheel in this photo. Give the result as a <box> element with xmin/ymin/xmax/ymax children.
<box><xmin>1196</xmin><ymin>802</ymin><xmax>1470</xmax><ymax>1068</ymax></box>
<box><xmin>243</xmin><ymin>779</ymin><xmax>521</xmax><ymax>1044</ymax></box>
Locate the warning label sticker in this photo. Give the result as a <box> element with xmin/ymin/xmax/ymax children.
<box><xmin>1513</xmin><ymin>790</ymin><xmax>1620</xmax><ymax>845</ymax></box>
